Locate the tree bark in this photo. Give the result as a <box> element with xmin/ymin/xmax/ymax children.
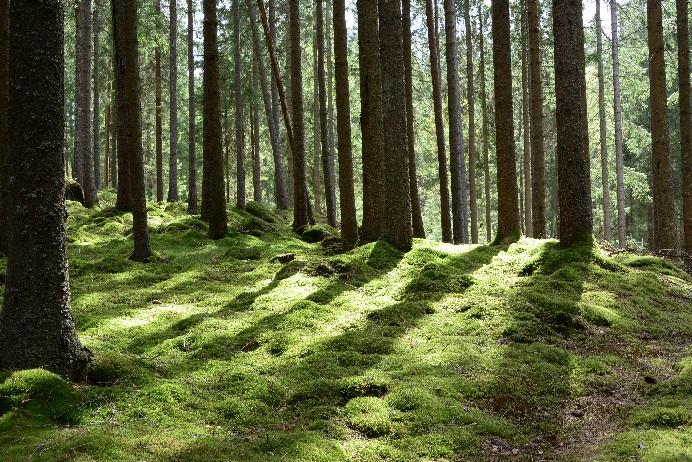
<box><xmin>465</xmin><ymin>0</ymin><xmax>478</xmax><ymax>242</ymax></box>
<box><xmin>520</xmin><ymin>2</ymin><xmax>532</xmax><ymax>237</ymax></box>
<box><xmin>268</xmin><ymin>0</ymin><xmax>288</xmax><ymax>209</ymax></box>
<box><xmin>187</xmin><ymin>0</ymin><xmax>198</xmax><ymax>213</ymax></box>
<box><xmin>678</xmin><ymin>0</ymin><xmax>692</xmax><ymax>253</ymax></box>
<box><xmin>528</xmin><ymin>0</ymin><xmax>545</xmax><ymax>237</ymax></box>
<box><xmin>110</xmin><ymin>84</ymin><xmax>119</xmax><ymax>192</ymax></box>
<box><xmin>168</xmin><ymin>0</ymin><xmax>180</xmax><ymax>201</ymax></box>
<box><xmin>479</xmin><ymin>4</ymin><xmax>492</xmax><ymax>243</ymax></box>
<box><xmin>251</xmin><ymin>61</ymin><xmax>262</xmax><ymax>203</ymax></box>
<box><xmin>155</xmin><ymin>0</ymin><xmax>163</xmax><ymax>202</ymax></box>
<box><xmin>74</xmin><ymin>6</ymin><xmax>84</xmax><ymax>186</ymax></box>
<box><xmin>611</xmin><ymin>0</ymin><xmax>626</xmax><ymax>247</ymax></box>
<box><xmin>202</xmin><ymin>0</ymin><xmax>228</xmax><ymax>238</ymax></box>
<box><xmin>492</xmin><ymin>0</ymin><xmax>520</xmax><ymax>242</ymax></box>
<box><xmin>0</xmin><ymin>0</ymin><xmax>7</xmax><ymax>255</ymax></box>
<box><xmin>312</xmin><ymin>29</ymin><xmax>323</xmax><ymax>214</ymax></box>
<box><xmin>595</xmin><ymin>0</ymin><xmax>610</xmax><ymax>242</ymax></box>
<box><xmin>79</xmin><ymin>0</ymin><xmax>98</xmax><ymax>207</ymax></box>
<box><xmin>232</xmin><ymin>0</ymin><xmax>246</xmax><ymax>209</ymax></box>
<box><xmin>93</xmin><ymin>1</ymin><xmax>101</xmax><ymax>190</ymax></box>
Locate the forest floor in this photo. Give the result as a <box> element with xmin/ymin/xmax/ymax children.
<box><xmin>0</xmin><ymin>196</ymin><xmax>691</xmax><ymax>462</ymax></box>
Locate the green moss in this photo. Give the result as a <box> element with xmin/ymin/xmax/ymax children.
<box><xmin>0</xmin><ymin>369</ymin><xmax>78</xmax><ymax>424</ymax></box>
<box><xmin>345</xmin><ymin>397</ymin><xmax>392</xmax><ymax>437</ymax></box>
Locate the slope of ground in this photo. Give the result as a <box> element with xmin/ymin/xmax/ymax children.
<box><xmin>0</xmin><ymin>199</ymin><xmax>690</xmax><ymax>461</ymax></box>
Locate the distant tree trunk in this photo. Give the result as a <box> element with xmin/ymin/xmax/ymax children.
<box><xmin>378</xmin><ymin>0</ymin><xmax>413</xmax><ymax>250</ymax></box>
<box><xmin>316</xmin><ymin>0</ymin><xmax>337</xmax><ymax>227</ymax></box>
<box><xmin>326</xmin><ymin>0</ymin><xmax>336</xmax><ymax>200</ymax></box>
<box><xmin>155</xmin><ymin>0</ymin><xmax>163</xmax><ymax>202</ymax></box>
<box><xmin>478</xmin><ymin>4</ymin><xmax>492</xmax><ymax>243</ymax></box>
<box><xmin>251</xmin><ymin>62</ymin><xmax>262</xmax><ymax>203</ymax></box>
<box><xmin>223</xmin><ymin>96</ymin><xmax>231</xmax><ymax>204</ymax></box>
<box><xmin>444</xmin><ymin>0</ymin><xmax>468</xmax><ymax>244</ymax></box>
<box><xmin>232</xmin><ymin>0</ymin><xmax>245</xmax><ymax>209</ymax></box>
<box><xmin>333</xmin><ymin>0</ymin><xmax>358</xmax><ymax>244</ymax></box>
<box><xmin>528</xmin><ymin>0</ymin><xmax>545</xmax><ymax>237</ymax></box>
<box><xmin>267</xmin><ymin>0</ymin><xmax>288</xmax><ymax>209</ymax></box>
<box><xmin>647</xmin><ymin>0</ymin><xmax>675</xmax><ymax>251</ymax></box>
<box><xmin>595</xmin><ymin>0</ymin><xmax>610</xmax><ymax>241</ymax></box>
<box><xmin>0</xmin><ymin>0</ymin><xmax>92</xmax><ymax>380</ymax></box>
<box><xmin>0</xmin><ymin>0</ymin><xmax>7</xmax><ymax>255</ymax></box>
<box><xmin>357</xmin><ymin>0</ymin><xmax>385</xmax><ymax>243</ymax></box>
<box><xmin>403</xmin><ymin>0</ymin><xmax>425</xmax><ymax>239</ymax></box>
<box><xmin>465</xmin><ymin>0</ymin><xmax>478</xmax><ymax>243</ymax></box>
<box><xmin>112</xmin><ymin>0</ymin><xmax>152</xmax><ymax>260</ymax></box>
<box><xmin>611</xmin><ymin>0</ymin><xmax>626</xmax><ymax>247</ymax></box>
<box><xmin>520</xmin><ymin>2</ymin><xmax>532</xmax><ymax>237</ymax></box>
<box><xmin>492</xmin><ymin>0</ymin><xmax>520</xmax><ymax>242</ymax></box>
<box><xmin>202</xmin><ymin>0</ymin><xmax>228</xmax><ymax>238</ymax></box>
<box><xmin>554</xmin><ymin>0</ymin><xmax>593</xmax><ymax>246</ymax></box>
<box><xmin>187</xmin><ymin>0</ymin><xmax>198</xmax><ymax>214</ymax></box>
<box><xmin>80</xmin><ymin>0</ymin><xmax>98</xmax><ymax>207</ymax></box>
<box><xmin>168</xmin><ymin>0</ymin><xmax>180</xmax><ymax>201</ymax></box>
<box><xmin>425</xmin><ymin>0</ymin><xmax>452</xmax><ymax>243</ymax></box>
<box><xmin>110</xmin><ymin>86</ymin><xmax>119</xmax><ymax>191</ymax></box>
<box><xmin>74</xmin><ymin>5</ymin><xmax>85</xmax><ymax>186</ymax></box>
<box><xmin>678</xmin><ymin>0</ymin><xmax>692</xmax><ymax>253</ymax></box>
<box><xmin>284</xmin><ymin>1</ymin><xmax>295</xmax><ymax>207</ymax></box>
<box><xmin>312</xmin><ymin>31</ymin><xmax>323</xmax><ymax>214</ymax></box>
<box><xmin>93</xmin><ymin>1</ymin><xmax>101</xmax><ymax>190</ymax></box>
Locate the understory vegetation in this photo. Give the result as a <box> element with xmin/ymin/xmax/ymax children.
<box><xmin>0</xmin><ymin>197</ymin><xmax>690</xmax><ymax>461</ymax></box>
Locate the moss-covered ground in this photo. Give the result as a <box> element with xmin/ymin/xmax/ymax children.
<box><xmin>0</xmin><ymin>196</ymin><xmax>690</xmax><ymax>461</ymax></box>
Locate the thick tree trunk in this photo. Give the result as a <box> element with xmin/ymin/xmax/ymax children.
<box><xmin>187</xmin><ymin>0</ymin><xmax>198</xmax><ymax>214</ymax></box>
<box><xmin>492</xmin><ymin>0</ymin><xmax>520</xmax><ymax>242</ymax></box>
<box><xmin>479</xmin><ymin>4</ymin><xmax>492</xmax><ymax>243</ymax></box>
<box><xmin>0</xmin><ymin>0</ymin><xmax>7</xmax><ymax>255</ymax></box>
<box><xmin>333</xmin><ymin>0</ymin><xmax>359</xmax><ymax>244</ymax></box>
<box><xmin>678</xmin><ymin>0</ymin><xmax>692</xmax><ymax>253</ymax></box>
<box><xmin>168</xmin><ymin>0</ymin><xmax>179</xmax><ymax>201</ymax></box>
<box><xmin>611</xmin><ymin>0</ymin><xmax>626</xmax><ymax>247</ymax></box>
<box><xmin>357</xmin><ymin>0</ymin><xmax>385</xmax><ymax>243</ymax></box>
<box><xmin>444</xmin><ymin>0</ymin><xmax>469</xmax><ymax>244</ymax></box>
<box><xmin>113</xmin><ymin>0</ymin><xmax>152</xmax><ymax>260</ymax></box>
<box><xmin>93</xmin><ymin>1</ymin><xmax>101</xmax><ymax>190</ymax></box>
<box><xmin>647</xmin><ymin>0</ymin><xmax>675</xmax><ymax>251</ymax></box>
<box><xmin>378</xmin><ymin>0</ymin><xmax>413</xmax><ymax>250</ymax></box>
<box><xmin>554</xmin><ymin>0</ymin><xmax>593</xmax><ymax>246</ymax></box>
<box><xmin>520</xmin><ymin>3</ymin><xmax>533</xmax><ymax>237</ymax></box>
<box><xmin>0</xmin><ymin>0</ymin><xmax>92</xmax><ymax>381</ymax></box>
<box><xmin>425</xmin><ymin>0</ymin><xmax>452</xmax><ymax>243</ymax></box>
<box><xmin>465</xmin><ymin>0</ymin><xmax>478</xmax><ymax>243</ymax></box>
<box><xmin>202</xmin><ymin>0</ymin><xmax>228</xmax><ymax>238</ymax></box>
<box><xmin>528</xmin><ymin>0</ymin><xmax>545</xmax><ymax>237</ymax></box>
<box><xmin>596</xmin><ymin>0</ymin><xmax>610</xmax><ymax>241</ymax></box>
<box><xmin>155</xmin><ymin>0</ymin><xmax>163</xmax><ymax>202</ymax></box>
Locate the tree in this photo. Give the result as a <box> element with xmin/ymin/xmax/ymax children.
<box><xmin>677</xmin><ymin>0</ymin><xmax>691</xmax><ymax>253</ymax></box>
<box><xmin>112</xmin><ymin>0</ymin><xmax>152</xmax><ymax>261</ymax></box>
<box><xmin>378</xmin><ymin>0</ymin><xmax>413</xmax><ymax>250</ymax></box>
<box><xmin>312</xmin><ymin>32</ymin><xmax>323</xmax><ymax>214</ymax></box>
<box><xmin>0</xmin><ymin>0</ymin><xmax>92</xmax><ymax>380</ymax></box>
<box><xmin>333</xmin><ymin>0</ymin><xmax>358</xmax><ymax>244</ymax></box>
<box><xmin>610</xmin><ymin>0</ymin><xmax>626</xmax><ymax>247</ymax></box>
<box><xmin>465</xmin><ymin>0</ymin><xmax>478</xmax><ymax>243</ymax></box>
<box><xmin>168</xmin><ymin>0</ymin><xmax>180</xmax><ymax>202</ymax></box>
<box><xmin>233</xmin><ymin>0</ymin><xmax>246</xmax><ymax>209</ymax></box>
<box><xmin>187</xmin><ymin>0</ymin><xmax>198</xmax><ymax>214</ymax></box>
<box><xmin>444</xmin><ymin>0</ymin><xmax>469</xmax><ymax>244</ymax></box>
<box><xmin>478</xmin><ymin>4</ymin><xmax>492</xmax><ymax>242</ymax></box>
<box><xmin>403</xmin><ymin>0</ymin><xmax>425</xmax><ymax>239</ymax></box>
<box><xmin>251</xmin><ymin>62</ymin><xmax>262</xmax><ymax>203</ymax></box>
<box><xmin>425</xmin><ymin>0</ymin><xmax>452</xmax><ymax>243</ymax></box>
<box><xmin>527</xmin><ymin>0</ymin><xmax>545</xmax><ymax>237</ymax></box>
<box><xmin>0</xmin><ymin>0</ymin><xmax>7</xmax><ymax>255</ymax></box>
<box><xmin>553</xmin><ymin>0</ymin><xmax>592</xmax><ymax>246</ymax></box>
<box><xmin>357</xmin><ymin>0</ymin><xmax>385</xmax><ymax>243</ymax></box>
<box><xmin>202</xmin><ymin>0</ymin><xmax>228</xmax><ymax>238</ymax></box>
<box><xmin>267</xmin><ymin>0</ymin><xmax>287</xmax><ymax>210</ymax></box>
<box><xmin>93</xmin><ymin>0</ymin><xmax>102</xmax><ymax>190</ymax></box>
<box><xmin>78</xmin><ymin>0</ymin><xmax>98</xmax><ymax>208</ymax></box>
<box><xmin>73</xmin><ymin>5</ymin><xmax>85</xmax><ymax>187</ymax></box>
<box><xmin>155</xmin><ymin>0</ymin><xmax>163</xmax><ymax>202</ymax></box>
<box><xmin>647</xmin><ymin>0</ymin><xmax>675</xmax><ymax>251</ymax></box>
<box><xmin>492</xmin><ymin>0</ymin><xmax>520</xmax><ymax>242</ymax></box>
<box><xmin>520</xmin><ymin>2</ymin><xmax>532</xmax><ymax>237</ymax></box>
<box><xmin>595</xmin><ymin>0</ymin><xmax>610</xmax><ymax>241</ymax></box>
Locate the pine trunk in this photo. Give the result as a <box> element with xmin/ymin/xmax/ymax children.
<box><xmin>465</xmin><ymin>0</ymin><xmax>478</xmax><ymax>243</ymax></box>
<box><xmin>312</xmin><ymin>32</ymin><xmax>323</xmax><ymax>214</ymax></box>
<box><xmin>155</xmin><ymin>0</ymin><xmax>163</xmax><ymax>202</ymax></box>
<box><xmin>528</xmin><ymin>0</ymin><xmax>545</xmax><ymax>237</ymax></box>
<box><xmin>267</xmin><ymin>0</ymin><xmax>288</xmax><ymax>209</ymax></box>
<box><xmin>251</xmin><ymin>63</ymin><xmax>262</xmax><ymax>203</ymax></box>
<box><xmin>0</xmin><ymin>0</ymin><xmax>7</xmax><ymax>254</ymax></box>
<box><xmin>521</xmin><ymin>2</ymin><xmax>532</xmax><ymax>237</ymax></box>
<box><xmin>677</xmin><ymin>0</ymin><xmax>691</xmax><ymax>252</ymax></box>
<box><xmin>596</xmin><ymin>0</ymin><xmax>610</xmax><ymax>241</ymax></box>
<box><xmin>611</xmin><ymin>0</ymin><xmax>626</xmax><ymax>247</ymax></box>
<box><xmin>80</xmin><ymin>0</ymin><xmax>98</xmax><ymax>207</ymax></box>
<box><xmin>479</xmin><ymin>5</ymin><xmax>492</xmax><ymax>243</ymax></box>
<box><xmin>187</xmin><ymin>0</ymin><xmax>198</xmax><ymax>213</ymax></box>
<box><xmin>168</xmin><ymin>0</ymin><xmax>179</xmax><ymax>201</ymax></box>
<box><xmin>93</xmin><ymin>1</ymin><xmax>101</xmax><ymax>190</ymax></box>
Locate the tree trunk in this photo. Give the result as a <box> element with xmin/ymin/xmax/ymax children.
<box><xmin>554</xmin><ymin>0</ymin><xmax>593</xmax><ymax>246</ymax></box>
<box><xmin>155</xmin><ymin>0</ymin><xmax>163</xmax><ymax>202</ymax></box>
<box><xmin>74</xmin><ymin>6</ymin><xmax>84</xmax><ymax>186</ymax></box>
<box><xmin>168</xmin><ymin>0</ymin><xmax>179</xmax><ymax>201</ymax></box>
<box><xmin>492</xmin><ymin>0</ymin><xmax>520</xmax><ymax>242</ymax></box>
<box><xmin>647</xmin><ymin>0</ymin><xmax>675</xmax><ymax>251</ymax></box>
<box><xmin>223</xmin><ymin>95</ymin><xmax>231</xmax><ymax>204</ymax></box>
<box><xmin>79</xmin><ymin>0</ymin><xmax>98</xmax><ymax>207</ymax></box>
<box><xmin>521</xmin><ymin>2</ymin><xmax>533</xmax><ymax>237</ymax></box>
<box><xmin>378</xmin><ymin>0</ymin><xmax>413</xmax><ymax>250</ymax></box>
<box><xmin>187</xmin><ymin>0</ymin><xmax>198</xmax><ymax>213</ymax></box>
<box><xmin>595</xmin><ymin>0</ymin><xmax>610</xmax><ymax>242</ymax></box>
<box><xmin>251</xmin><ymin>61</ymin><xmax>262</xmax><ymax>203</ymax></box>
<box><xmin>403</xmin><ymin>0</ymin><xmax>425</xmax><ymax>239</ymax></box>
<box><xmin>678</xmin><ymin>0</ymin><xmax>692</xmax><ymax>253</ymax></box>
<box><xmin>0</xmin><ymin>0</ymin><xmax>7</xmax><ymax>255</ymax></box>
<box><xmin>268</xmin><ymin>0</ymin><xmax>288</xmax><ymax>209</ymax></box>
<box><xmin>444</xmin><ymin>0</ymin><xmax>468</xmax><ymax>244</ymax></box>
<box><xmin>611</xmin><ymin>0</ymin><xmax>626</xmax><ymax>247</ymax></box>
<box><xmin>113</xmin><ymin>0</ymin><xmax>152</xmax><ymax>260</ymax></box>
<box><xmin>232</xmin><ymin>0</ymin><xmax>245</xmax><ymax>209</ymax></box>
<box><xmin>357</xmin><ymin>0</ymin><xmax>385</xmax><ymax>243</ymax></box>
<box><xmin>104</xmin><ymin>102</ymin><xmax>110</xmax><ymax>189</ymax></box>
<box><xmin>333</xmin><ymin>0</ymin><xmax>359</xmax><ymax>244</ymax></box>
<box><xmin>284</xmin><ymin>0</ymin><xmax>295</xmax><ymax>207</ymax></box>
<box><xmin>479</xmin><ymin>4</ymin><xmax>492</xmax><ymax>243</ymax></box>
<box><xmin>93</xmin><ymin>1</ymin><xmax>101</xmax><ymax>190</ymax></box>
<box><xmin>425</xmin><ymin>0</ymin><xmax>452</xmax><ymax>243</ymax></box>
<box><xmin>202</xmin><ymin>0</ymin><xmax>228</xmax><ymax>238</ymax></box>
<box><xmin>528</xmin><ymin>0</ymin><xmax>545</xmax><ymax>237</ymax></box>
<box><xmin>465</xmin><ymin>0</ymin><xmax>478</xmax><ymax>243</ymax></box>
<box><xmin>110</xmin><ymin>85</ymin><xmax>119</xmax><ymax>192</ymax></box>
<box><xmin>312</xmin><ymin>30</ymin><xmax>323</xmax><ymax>214</ymax></box>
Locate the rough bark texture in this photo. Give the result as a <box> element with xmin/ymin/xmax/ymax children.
<box><xmin>520</xmin><ymin>3</ymin><xmax>532</xmax><ymax>237</ymax></box>
<box><xmin>0</xmin><ymin>0</ymin><xmax>92</xmax><ymax>380</ymax></box>
<box><xmin>202</xmin><ymin>0</ymin><xmax>228</xmax><ymax>238</ymax></box>
<box><xmin>378</xmin><ymin>0</ymin><xmax>413</xmax><ymax>250</ymax></box>
<box><xmin>465</xmin><ymin>0</ymin><xmax>478</xmax><ymax>243</ymax></box>
<box><xmin>333</xmin><ymin>0</ymin><xmax>358</xmax><ymax>244</ymax></box>
<box><xmin>403</xmin><ymin>0</ymin><xmax>425</xmax><ymax>239</ymax></box>
<box><xmin>112</xmin><ymin>0</ymin><xmax>152</xmax><ymax>261</ymax></box>
<box><xmin>444</xmin><ymin>0</ymin><xmax>469</xmax><ymax>244</ymax></box>
<box><xmin>595</xmin><ymin>0</ymin><xmax>610</xmax><ymax>242</ymax></box>
<box><xmin>114</xmin><ymin>37</ymin><xmax>130</xmax><ymax>211</ymax></box>
<box><xmin>528</xmin><ymin>0</ymin><xmax>545</xmax><ymax>237</ymax></box>
<box><xmin>187</xmin><ymin>0</ymin><xmax>198</xmax><ymax>214</ymax></box>
<box><xmin>479</xmin><ymin>4</ymin><xmax>492</xmax><ymax>243</ymax></box>
<box><xmin>233</xmin><ymin>0</ymin><xmax>245</xmax><ymax>209</ymax></box>
<box><xmin>357</xmin><ymin>0</ymin><xmax>385</xmax><ymax>243</ymax></box>
<box><xmin>554</xmin><ymin>0</ymin><xmax>593</xmax><ymax>246</ymax></box>
<box><xmin>168</xmin><ymin>0</ymin><xmax>179</xmax><ymax>201</ymax></box>
<box><xmin>155</xmin><ymin>0</ymin><xmax>163</xmax><ymax>202</ymax></box>
<box><xmin>611</xmin><ymin>0</ymin><xmax>626</xmax><ymax>247</ymax></box>
<box><xmin>679</xmin><ymin>0</ymin><xmax>692</xmax><ymax>253</ymax></box>
<box><xmin>79</xmin><ymin>0</ymin><xmax>98</xmax><ymax>208</ymax></box>
<box><xmin>492</xmin><ymin>0</ymin><xmax>520</xmax><ymax>242</ymax></box>
<box><xmin>647</xmin><ymin>0</ymin><xmax>675</xmax><ymax>251</ymax></box>
<box><xmin>0</xmin><ymin>0</ymin><xmax>7</xmax><ymax>255</ymax></box>
<box><xmin>93</xmin><ymin>1</ymin><xmax>101</xmax><ymax>190</ymax></box>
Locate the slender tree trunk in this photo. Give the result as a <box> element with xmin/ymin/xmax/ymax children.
<box><xmin>312</xmin><ymin>31</ymin><xmax>323</xmax><ymax>214</ymax></box>
<box><xmin>0</xmin><ymin>0</ymin><xmax>7</xmax><ymax>255</ymax></box>
<box><xmin>104</xmin><ymin>101</ymin><xmax>110</xmax><ymax>189</ymax></box>
<box><xmin>520</xmin><ymin>2</ymin><xmax>533</xmax><ymax>237</ymax></box>
<box><xmin>479</xmin><ymin>5</ymin><xmax>492</xmax><ymax>243</ymax></box>
<box><xmin>267</xmin><ymin>0</ymin><xmax>288</xmax><ymax>209</ymax></box>
<box><xmin>74</xmin><ymin>6</ymin><xmax>84</xmax><ymax>186</ymax></box>
<box><xmin>678</xmin><ymin>0</ymin><xmax>692</xmax><ymax>253</ymax></box>
<box><xmin>465</xmin><ymin>0</ymin><xmax>478</xmax><ymax>242</ymax></box>
<box><xmin>611</xmin><ymin>0</ymin><xmax>626</xmax><ymax>247</ymax></box>
<box><xmin>232</xmin><ymin>0</ymin><xmax>245</xmax><ymax>209</ymax></box>
<box><xmin>403</xmin><ymin>0</ymin><xmax>425</xmax><ymax>238</ymax></box>
<box><xmin>444</xmin><ymin>0</ymin><xmax>469</xmax><ymax>244</ymax></box>
<box><xmin>357</xmin><ymin>0</ymin><xmax>385</xmax><ymax>243</ymax></box>
<box><xmin>202</xmin><ymin>0</ymin><xmax>228</xmax><ymax>238</ymax></box>
<box><xmin>647</xmin><ymin>0</ymin><xmax>675</xmax><ymax>251</ymax></box>
<box><xmin>326</xmin><ymin>0</ymin><xmax>336</xmax><ymax>204</ymax></box>
<box><xmin>110</xmin><ymin>85</ymin><xmax>119</xmax><ymax>192</ymax></box>
<box><xmin>187</xmin><ymin>0</ymin><xmax>198</xmax><ymax>213</ymax></box>
<box><xmin>595</xmin><ymin>0</ymin><xmax>610</xmax><ymax>241</ymax></box>
<box><xmin>0</xmin><ymin>0</ymin><xmax>92</xmax><ymax>380</ymax></box>
<box><xmin>223</xmin><ymin>95</ymin><xmax>231</xmax><ymax>204</ymax></box>
<box><xmin>492</xmin><ymin>0</ymin><xmax>520</xmax><ymax>242</ymax></box>
<box><xmin>333</xmin><ymin>0</ymin><xmax>358</xmax><ymax>244</ymax></box>
<box><xmin>284</xmin><ymin>1</ymin><xmax>295</xmax><ymax>207</ymax></box>
<box><xmin>80</xmin><ymin>0</ymin><xmax>98</xmax><ymax>207</ymax></box>
<box><xmin>554</xmin><ymin>0</ymin><xmax>593</xmax><ymax>246</ymax></box>
<box><xmin>528</xmin><ymin>0</ymin><xmax>545</xmax><ymax>237</ymax></box>
<box><xmin>93</xmin><ymin>1</ymin><xmax>101</xmax><ymax>190</ymax></box>
<box><xmin>168</xmin><ymin>0</ymin><xmax>180</xmax><ymax>201</ymax></box>
<box><xmin>425</xmin><ymin>0</ymin><xmax>452</xmax><ymax>243</ymax></box>
<box><xmin>112</xmin><ymin>0</ymin><xmax>151</xmax><ymax>260</ymax></box>
<box><xmin>155</xmin><ymin>0</ymin><xmax>163</xmax><ymax>202</ymax></box>
<box><xmin>251</xmin><ymin>61</ymin><xmax>262</xmax><ymax>203</ymax></box>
